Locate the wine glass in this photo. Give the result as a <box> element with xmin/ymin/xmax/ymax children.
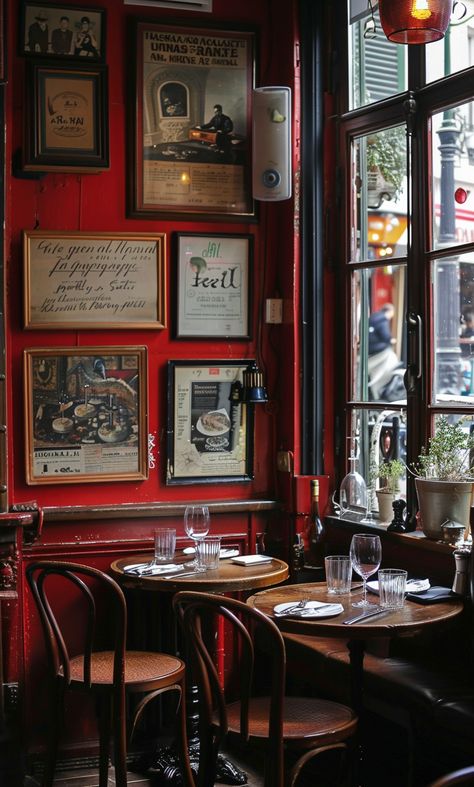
<box><xmin>349</xmin><ymin>533</ymin><xmax>382</xmax><ymax>607</ymax></box>
<box><xmin>184</xmin><ymin>505</ymin><xmax>210</xmax><ymax>570</ymax></box>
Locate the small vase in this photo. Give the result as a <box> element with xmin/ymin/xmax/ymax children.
<box><xmin>376</xmin><ymin>490</ymin><xmax>395</xmax><ymax>524</ymax></box>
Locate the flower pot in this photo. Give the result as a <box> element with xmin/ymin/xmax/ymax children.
<box><xmin>376</xmin><ymin>490</ymin><xmax>395</xmax><ymax>523</ymax></box>
<box><xmin>415</xmin><ymin>478</ymin><xmax>474</xmax><ymax>540</ymax></box>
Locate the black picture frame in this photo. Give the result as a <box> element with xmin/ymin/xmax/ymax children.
<box><xmin>19</xmin><ymin>2</ymin><xmax>106</xmax><ymax>62</ymax></box>
<box><xmin>167</xmin><ymin>359</ymin><xmax>254</xmax><ymax>485</ymax></box>
<box><xmin>173</xmin><ymin>233</ymin><xmax>252</xmax><ymax>340</ymax></box>
<box><xmin>23</xmin><ymin>60</ymin><xmax>109</xmax><ymax>173</ymax></box>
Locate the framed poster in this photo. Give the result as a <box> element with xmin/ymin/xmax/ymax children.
<box><xmin>23</xmin><ymin>61</ymin><xmax>109</xmax><ymax>172</ymax></box>
<box><xmin>130</xmin><ymin>20</ymin><xmax>255</xmax><ymax>220</ymax></box>
<box><xmin>167</xmin><ymin>360</ymin><xmax>254</xmax><ymax>485</ymax></box>
<box><xmin>23</xmin><ymin>231</ymin><xmax>166</xmax><ymax>329</ymax></box>
<box><xmin>24</xmin><ymin>347</ymin><xmax>148</xmax><ymax>484</ymax></box>
<box><xmin>174</xmin><ymin>233</ymin><xmax>251</xmax><ymax>339</ymax></box>
<box><xmin>19</xmin><ymin>3</ymin><xmax>106</xmax><ymax>61</ymax></box>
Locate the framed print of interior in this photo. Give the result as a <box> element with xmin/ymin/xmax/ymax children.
<box><xmin>24</xmin><ymin>347</ymin><xmax>148</xmax><ymax>484</ymax></box>
<box><xmin>23</xmin><ymin>231</ymin><xmax>167</xmax><ymax>330</ymax></box>
<box><xmin>166</xmin><ymin>359</ymin><xmax>255</xmax><ymax>485</ymax></box>
<box><xmin>20</xmin><ymin>3</ymin><xmax>106</xmax><ymax>61</ymax></box>
<box><xmin>174</xmin><ymin>233</ymin><xmax>252</xmax><ymax>339</ymax></box>
<box><xmin>130</xmin><ymin>20</ymin><xmax>255</xmax><ymax>220</ymax></box>
<box><xmin>23</xmin><ymin>61</ymin><xmax>109</xmax><ymax>173</ymax></box>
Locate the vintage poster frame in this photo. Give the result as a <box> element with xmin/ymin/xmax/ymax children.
<box><xmin>167</xmin><ymin>359</ymin><xmax>254</xmax><ymax>485</ymax></box>
<box><xmin>130</xmin><ymin>20</ymin><xmax>255</xmax><ymax>221</ymax></box>
<box><xmin>23</xmin><ymin>230</ymin><xmax>167</xmax><ymax>330</ymax></box>
<box><xmin>174</xmin><ymin>233</ymin><xmax>252</xmax><ymax>339</ymax></box>
<box><xmin>24</xmin><ymin>346</ymin><xmax>148</xmax><ymax>485</ymax></box>
<box><xmin>23</xmin><ymin>61</ymin><xmax>109</xmax><ymax>173</ymax></box>
<box><xmin>19</xmin><ymin>3</ymin><xmax>106</xmax><ymax>61</ymax></box>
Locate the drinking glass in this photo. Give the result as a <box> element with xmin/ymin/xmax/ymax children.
<box><xmin>184</xmin><ymin>505</ymin><xmax>210</xmax><ymax>570</ymax></box>
<box><xmin>349</xmin><ymin>533</ymin><xmax>382</xmax><ymax>607</ymax></box>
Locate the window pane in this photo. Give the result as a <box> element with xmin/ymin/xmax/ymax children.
<box><xmin>426</xmin><ymin>2</ymin><xmax>474</xmax><ymax>84</ymax></box>
<box><xmin>431</xmin><ymin>101</ymin><xmax>474</xmax><ymax>251</ymax></box>
<box><xmin>347</xmin><ymin>407</ymin><xmax>407</xmax><ymax>511</ymax></box>
<box><xmin>353</xmin><ymin>127</ymin><xmax>408</xmax><ymax>263</ymax></box>
<box><xmin>352</xmin><ymin>265</ymin><xmax>407</xmax><ymax>403</ymax></box>
<box><xmin>349</xmin><ymin>3</ymin><xmax>407</xmax><ymax>110</ymax></box>
<box><xmin>432</xmin><ymin>251</ymin><xmax>474</xmax><ymax>403</ymax></box>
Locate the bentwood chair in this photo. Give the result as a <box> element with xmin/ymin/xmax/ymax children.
<box><xmin>27</xmin><ymin>561</ymin><xmax>194</xmax><ymax>787</ymax></box>
<box><xmin>429</xmin><ymin>767</ymin><xmax>474</xmax><ymax>787</ymax></box>
<box><xmin>173</xmin><ymin>590</ymin><xmax>358</xmax><ymax>787</ymax></box>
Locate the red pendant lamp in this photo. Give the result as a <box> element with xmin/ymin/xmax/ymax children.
<box><xmin>378</xmin><ymin>0</ymin><xmax>453</xmax><ymax>44</ymax></box>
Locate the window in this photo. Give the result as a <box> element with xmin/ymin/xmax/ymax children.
<box><xmin>339</xmin><ymin>3</ymin><xmax>474</xmax><ymax>521</ymax></box>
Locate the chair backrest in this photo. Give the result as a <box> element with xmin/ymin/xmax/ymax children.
<box><xmin>173</xmin><ymin>591</ymin><xmax>286</xmax><ymax>752</ymax></box>
<box><xmin>429</xmin><ymin>767</ymin><xmax>474</xmax><ymax>787</ymax></box>
<box><xmin>26</xmin><ymin>561</ymin><xmax>127</xmax><ymax>690</ymax></box>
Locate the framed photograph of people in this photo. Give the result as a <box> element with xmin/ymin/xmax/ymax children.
<box><xmin>167</xmin><ymin>360</ymin><xmax>254</xmax><ymax>485</ymax></box>
<box><xmin>23</xmin><ymin>61</ymin><xmax>109</xmax><ymax>173</ymax></box>
<box><xmin>24</xmin><ymin>347</ymin><xmax>148</xmax><ymax>484</ymax></box>
<box><xmin>174</xmin><ymin>233</ymin><xmax>252</xmax><ymax>339</ymax></box>
<box><xmin>23</xmin><ymin>231</ymin><xmax>166</xmax><ymax>329</ymax></box>
<box><xmin>20</xmin><ymin>3</ymin><xmax>106</xmax><ymax>61</ymax></box>
<box><xmin>129</xmin><ymin>20</ymin><xmax>255</xmax><ymax>220</ymax></box>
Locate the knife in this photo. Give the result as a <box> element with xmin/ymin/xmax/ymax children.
<box><xmin>343</xmin><ymin>607</ymin><xmax>389</xmax><ymax>625</ymax></box>
<box><xmin>163</xmin><ymin>570</ymin><xmax>203</xmax><ymax>579</ymax></box>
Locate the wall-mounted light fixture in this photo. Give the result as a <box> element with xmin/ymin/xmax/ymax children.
<box><xmin>241</xmin><ymin>363</ymin><xmax>268</xmax><ymax>405</ymax></box>
<box><xmin>378</xmin><ymin>0</ymin><xmax>453</xmax><ymax>44</ymax></box>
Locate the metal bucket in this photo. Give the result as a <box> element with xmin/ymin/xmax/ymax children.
<box><xmin>415</xmin><ymin>478</ymin><xmax>474</xmax><ymax>540</ymax></box>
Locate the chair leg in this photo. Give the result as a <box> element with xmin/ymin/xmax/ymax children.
<box><xmin>286</xmin><ymin>742</ymin><xmax>347</xmax><ymax>787</ymax></box>
<box><xmin>174</xmin><ymin>679</ymin><xmax>195</xmax><ymax>787</ymax></box>
<box><xmin>97</xmin><ymin>695</ymin><xmax>111</xmax><ymax>787</ymax></box>
<box><xmin>112</xmin><ymin>687</ymin><xmax>128</xmax><ymax>787</ymax></box>
<box><xmin>42</xmin><ymin>681</ymin><xmax>64</xmax><ymax>787</ymax></box>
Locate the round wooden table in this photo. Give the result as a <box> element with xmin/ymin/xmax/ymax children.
<box><xmin>111</xmin><ymin>552</ymin><xmax>289</xmax><ymax>785</ymax></box>
<box><xmin>110</xmin><ymin>553</ymin><xmax>289</xmax><ymax>593</ymax></box>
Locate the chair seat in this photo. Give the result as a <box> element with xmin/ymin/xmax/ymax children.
<box><xmin>66</xmin><ymin>650</ymin><xmax>184</xmax><ymax>688</ymax></box>
<box><xmin>225</xmin><ymin>696</ymin><xmax>357</xmax><ymax>746</ymax></box>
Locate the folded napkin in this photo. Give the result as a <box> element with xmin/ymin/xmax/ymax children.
<box><xmin>368</xmin><ymin>578</ymin><xmax>431</xmax><ymax>595</ymax></box>
<box><xmin>406</xmin><ymin>586</ymin><xmax>456</xmax><ymax>604</ymax></box>
<box><xmin>231</xmin><ymin>555</ymin><xmax>272</xmax><ymax>566</ymax></box>
<box><xmin>273</xmin><ymin>601</ymin><xmax>343</xmax><ymax>619</ymax></box>
<box><xmin>123</xmin><ymin>562</ymin><xmax>184</xmax><ymax>576</ymax></box>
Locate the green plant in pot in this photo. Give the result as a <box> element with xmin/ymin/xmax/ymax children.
<box><xmin>376</xmin><ymin>459</ymin><xmax>405</xmax><ymax>523</ymax></box>
<box><xmin>413</xmin><ymin>417</ymin><xmax>474</xmax><ymax>540</ymax></box>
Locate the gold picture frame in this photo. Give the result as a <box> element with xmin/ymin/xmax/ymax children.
<box><xmin>24</xmin><ymin>346</ymin><xmax>148</xmax><ymax>484</ymax></box>
<box><xmin>23</xmin><ymin>231</ymin><xmax>166</xmax><ymax>329</ymax></box>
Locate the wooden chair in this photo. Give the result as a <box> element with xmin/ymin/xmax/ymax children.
<box><xmin>173</xmin><ymin>590</ymin><xmax>358</xmax><ymax>787</ymax></box>
<box><xmin>26</xmin><ymin>560</ymin><xmax>194</xmax><ymax>787</ymax></box>
<box><xmin>429</xmin><ymin>767</ymin><xmax>474</xmax><ymax>787</ymax></box>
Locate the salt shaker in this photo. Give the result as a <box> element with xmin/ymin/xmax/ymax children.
<box><xmin>452</xmin><ymin>548</ymin><xmax>471</xmax><ymax>596</ymax></box>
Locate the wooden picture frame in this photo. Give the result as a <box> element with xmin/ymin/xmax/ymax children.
<box><xmin>23</xmin><ymin>61</ymin><xmax>109</xmax><ymax>173</ymax></box>
<box><xmin>20</xmin><ymin>2</ymin><xmax>106</xmax><ymax>61</ymax></box>
<box><xmin>166</xmin><ymin>359</ymin><xmax>254</xmax><ymax>485</ymax></box>
<box><xmin>24</xmin><ymin>347</ymin><xmax>148</xmax><ymax>484</ymax></box>
<box><xmin>174</xmin><ymin>233</ymin><xmax>252</xmax><ymax>339</ymax></box>
<box><xmin>129</xmin><ymin>19</ymin><xmax>255</xmax><ymax>221</ymax></box>
<box><xmin>23</xmin><ymin>231</ymin><xmax>167</xmax><ymax>329</ymax></box>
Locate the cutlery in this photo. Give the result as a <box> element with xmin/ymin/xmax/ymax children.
<box><xmin>163</xmin><ymin>570</ymin><xmax>202</xmax><ymax>579</ymax></box>
<box><xmin>275</xmin><ymin>603</ymin><xmax>342</xmax><ymax>617</ymax></box>
<box><xmin>343</xmin><ymin>606</ymin><xmax>389</xmax><ymax>625</ymax></box>
<box><xmin>274</xmin><ymin>599</ymin><xmax>310</xmax><ymax>616</ymax></box>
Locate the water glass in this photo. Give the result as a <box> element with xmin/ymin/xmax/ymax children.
<box><xmin>154</xmin><ymin>528</ymin><xmax>176</xmax><ymax>563</ymax></box>
<box><xmin>378</xmin><ymin>568</ymin><xmax>407</xmax><ymax>609</ymax></box>
<box><xmin>325</xmin><ymin>555</ymin><xmax>352</xmax><ymax>594</ymax></box>
<box><xmin>197</xmin><ymin>536</ymin><xmax>221</xmax><ymax>570</ymax></box>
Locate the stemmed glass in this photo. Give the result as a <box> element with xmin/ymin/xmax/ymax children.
<box><xmin>349</xmin><ymin>533</ymin><xmax>382</xmax><ymax>608</ymax></box>
<box><xmin>184</xmin><ymin>505</ymin><xmax>210</xmax><ymax>570</ymax></box>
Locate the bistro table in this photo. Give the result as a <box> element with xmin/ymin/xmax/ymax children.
<box><xmin>110</xmin><ymin>553</ymin><xmax>289</xmax><ymax>784</ymax></box>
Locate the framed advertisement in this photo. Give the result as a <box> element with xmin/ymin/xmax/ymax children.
<box><xmin>23</xmin><ymin>61</ymin><xmax>109</xmax><ymax>172</ymax></box>
<box><xmin>23</xmin><ymin>231</ymin><xmax>166</xmax><ymax>329</ymax></box>
<box><xmin>167</xmin><ymin>360</ymin><xmax>254</xmax><ymax>485</ymax></box>
<box><xmin>130</xmin><ymin>20</ymin><xmax>255</xmax><ymax>220</ymax></box>
<box><xmin>174</xmin><ymin>233</ymin><xmax>251</xmax><ymax>339</ymax></box>
<box><xmin>24</xmin><ymin>347</ymin><xmax>148</xmax><ymax>484</ymax></box>
<box><xmin>19</xmin><ymin>3</ymin><xmax>106</xmax><ymax>61</ymax></box>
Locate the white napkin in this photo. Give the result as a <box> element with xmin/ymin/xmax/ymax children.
<box><xmin>230</xmin><ymin>555</ymin><xmax>272</xmax><ymax>566</ymax></box>
<box><xmin>123</xmin><ymin>563</ymin><xmax>184</xmax><ymax>576</ymax></box>
<box><xmin>367</xmin><ymin>578</ymin><xmax>430</xmax><ymax>594</ymax></box>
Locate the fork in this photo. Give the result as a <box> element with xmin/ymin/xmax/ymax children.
<box><xmin>275</xmin><ymin>598</ymin><xmax>310</xmax><ymax>616</ymax></box>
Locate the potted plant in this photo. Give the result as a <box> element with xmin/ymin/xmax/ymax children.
<box><xmin>413</xmin><ymin>417</ymin><xmax>474</xmax><ymax>540</ymax></box>
<box><xmin>376</xmin><ymin>459</ymin><xmax>405</xmax><ymax>523</ymax></box>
